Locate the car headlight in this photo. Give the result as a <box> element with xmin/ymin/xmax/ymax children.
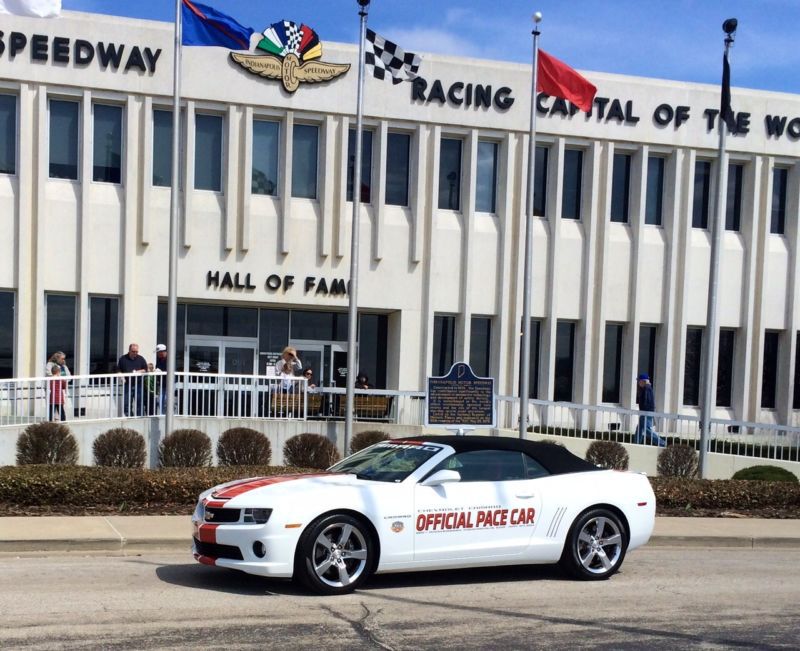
<box><xmin>243</xmin><ymin>508</ymin><xmax>272</xmax><ymax>524</ymax></box>
<box><xmin>192</xmin><ymin>501</ymin><xmax>205</xmax><ymax>522</ymax></box>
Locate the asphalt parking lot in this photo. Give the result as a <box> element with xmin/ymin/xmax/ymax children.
<box><xmin>1</xmin><ymin>547</ymin><xmax>798</xmax><ymax>649</ymax></box>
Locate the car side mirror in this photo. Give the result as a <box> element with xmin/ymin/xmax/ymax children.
<box><xmin>420</xmin><ymin>469</ymin><xmax>461</xmax><ymax>487</ymax></box>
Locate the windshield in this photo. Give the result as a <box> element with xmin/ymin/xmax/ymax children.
<box><xmin>329</xmin><ymin>441</ymin><xmax>444</xmax><ymax>483</ymax></box>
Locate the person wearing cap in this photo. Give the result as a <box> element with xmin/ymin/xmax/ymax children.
<box><xmin>634</xmin><ymin>373</ymin><xmax>665</xmax><ymax>446</ymax></box>
<box><xmin>155</xmin><ymin>344</ymin><xmax>168</xmax><ymax>414</ymax></box>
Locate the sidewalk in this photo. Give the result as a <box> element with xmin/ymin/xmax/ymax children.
<box><xmin>0</xmin><ymin>516</ymin><xmax>799</xmax><ymax>554</ymax></box>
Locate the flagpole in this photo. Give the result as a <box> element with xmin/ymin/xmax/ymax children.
<box><xmin>519</xmin><ymin>12</ymin><xmax>542</xmax><ymax>439</ymax></box>
<box><xmin>345</xmin><ymin>0</ymin><xmax>370</xmax><ymax>455</ymax></box>
<box><xmin>699</xmin><ymin>19</ymin><xmax>736</xmax><ymax>478</ymax></box>
<box><xmin>165</xmin><ymin>0</ymin><xmax>182</xmax><ymax>440</ymax></box>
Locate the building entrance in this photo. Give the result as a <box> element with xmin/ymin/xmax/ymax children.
<box><xmin>291</xmin><ymin>341</ymin><xmax>348</xmax><ymax>388</ymax></box>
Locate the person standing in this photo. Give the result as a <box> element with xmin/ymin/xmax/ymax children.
<box><xmin>48</xmin><ymin>365</ymin><xmax>66</xmax><ymax>422</ymax></box>
<box><xmin>45</xmin><ymin>351</ymin><xmax>71</xmax><ymax>417</ymax></box>
<box><xmin>155</xmin><ymin>344</ymin><xmax>168</xmax><ymax>414</ymax></box>
<box><xmin>634</xmin><ymin>373</ymin><xmax>665</xmax><ymax>446</ymax></box>
<box><xmin>274</xmin><ymin>346</ymin><xmax>302</xmax><ymax>376</ymax></box>
<box><xmin>118</xmin><ymin>343</ymin><xmax>148</xmax><ymax>417</ymax></box>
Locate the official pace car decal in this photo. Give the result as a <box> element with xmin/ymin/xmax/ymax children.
<box><xmin>415</xmin><ymin>506</ymin><xmax>536</xmax><ymax>533</ymax></box>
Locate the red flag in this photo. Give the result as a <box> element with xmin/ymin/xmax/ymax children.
<box><xmin>537</xmin><ymin>49</ymin><xmax>597</xmax><ymax>112</ymax></box>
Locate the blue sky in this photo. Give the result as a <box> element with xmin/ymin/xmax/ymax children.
<box><xmin>63</xmin><ymin>0</ymin><xmax>799</xmax><ymax>94</ymax></box>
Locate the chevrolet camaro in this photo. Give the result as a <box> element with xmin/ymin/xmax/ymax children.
<box><xmin>192</xmin><ymin>436</ymin><xmax>655</xmax><ymax>594</ymax></box>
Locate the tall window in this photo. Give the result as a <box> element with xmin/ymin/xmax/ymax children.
<box><xmin>157</xmin><ymin>302</ymin><xmax>187</xmax><ymax>372</ymax></box>
<box><xmin>93</xmin><ymin>104</ymin><xmax>122</xmax><ymax>183</ymax></box>
<box><xmin>476</xmin><ymin>140</ymin><xmax>498</xmax><ymax>213</ymax></box>
<box><xmin>0</xmin><ymin>94</ymin><xmax>16</xmax><ymax>175</ymax></box>
<box><xmin>46</xmin><ymin>294</ymin><xmax>77</xmax><ymax>374</ymax></box>
<box><xmin>533</xmin><ymin>146</ymin><xmax>548</xmax><ymax>217</ymax></box>
<box><xmin>561</xmin><ymin>149</ymin><xmax>583</xmax><ymax>220</ymax></box>
<box><xmin>610</xmin><ymin>153</ymin><xmax>631</xmax><ymax>223</ymax></box>
<box><xmin>152</xmin><ymin>109</ymin><xmax>173</xmax><ymax>187</ymax></box>
<box><xmin>252</xmin><ymin>119</ymin><xmax>279</xmax><ymax>196</ymax></box>
<box><xmin>358</xmin><ymin>314</ymin><xmax>388</xmax><ymax>389</ymax></box>
<box><xmin>438</xmin><ymin>138</ymin><xmax>462</xmax><ymax>210</ymax></box>
<box><xmin>347</xmin><ymin>128</ymin><xmax>372</xmax><ymax>203</ymax></box>
<box><xmin>49</xmin><ymin>99</ymin><xmax>80</xmax><ymax>180</ymax></box>
<box><xmin>761</xmin><ymin>331</ymin><xmax>780</xmax><ymax>409</ymax></box>
<box><xmin>602</xmin><ymin>323</ymin><xmax>623</xmax><ymax>403</ymax></box>
<box><xmin>432</xmin><ymin>315</ymin><xmax>455</xmax><ymax>376</ymax></box>
<box><xmin>89</xmin><ymin>297</ymin><xmax>119</xmax><ymax>375</ymax></box>
<box><xmin>522</xmin><ymin>319</ymin><xmax>541</xmax><ymax>398</ymax></box>
<box><xmin>469</xmin><ymin>317</ymin><xmax>491</xmax><ymax>377</ymax></box>
<box><xmin>645</xmin><ymin>156</ymin><xmax>664</xmax><ymax>226</ymax></box>
<box><xmin>771</xmin><ymin>167</ymin><xmax>788</xmax><ymax>235</ymax></box>
<box><xmin>794</xmin><ymin>332</ymin><xmax>800</xmax><ymax>410</ymax></box>
<box><xmin>385</xmin><ymin>132</ymin><xmax>410</xmax><ymax>206</ymax></box>
<box><xmin>725</xmin><ymin>163</ymin><xmax>743</xmax><ymax>231</ymax></box>
<box><xmin>692</xmin><ymin>160</ymin><xmax>711</xmax><ymax>229</ymax></box>
<box><xmin>716</xmin><ymin>329</ymin><xmax>735</xmax><ymax>407</ymax></box>
<box><xmin>292</xmin><ymin>123</ymin><xmax>318</xmax><ymax>199</ymax></box>
<box><xmin>554</xmin><ymin>321</ymin><xmax>575</xmax><ymax>402</ymax></box>
<box><xmin>683</xmin><ymin>327</ymin><xmax>703</xmax><ymax>406</ymax></box>
<box><xmin>0</xmin><ymin>291</ymin><xmax>13</xmax><ymax>378</ymax></box>
<box><xmin>638</xmin><ymin>324</ymin><xmax>657</xmax><ymax>383</ymax></box>
<box><xmin>194</xmin><ymin>113</ymin><xmax>222</xmax><ymax>191</ymax></box>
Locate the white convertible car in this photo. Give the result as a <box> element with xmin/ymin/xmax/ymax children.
<box><xmin>192</xmin><ymin>436</ymin><xmax>655</xmax><ymax>594</ymax></box>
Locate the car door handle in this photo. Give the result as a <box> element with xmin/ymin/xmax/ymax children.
<box><xmin>515</xmin><ymin>493</ymin><xmax>535</xmax><ymax>499</ymax></box>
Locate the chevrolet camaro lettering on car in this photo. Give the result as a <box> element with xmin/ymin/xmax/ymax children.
<box><xmin>192</xmin><ymin>436</ymin><xmax>655</xmax><ymax>594</ymax></box>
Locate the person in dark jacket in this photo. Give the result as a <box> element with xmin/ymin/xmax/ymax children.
<box><xmin>634</xmin><ymin>373</ymin><xmax>665</xmax><ymax>446</ymax></box>
<box><xmin>118</xmin><ymin>343</ymin><xmax>148</xmax><ymax>417</ymax></box>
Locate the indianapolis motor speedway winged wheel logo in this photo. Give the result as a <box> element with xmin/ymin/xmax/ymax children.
<box><xmin>231</xmin><ymin>20</ymin><xmax>350</xmax><ymax>93</ymax></box>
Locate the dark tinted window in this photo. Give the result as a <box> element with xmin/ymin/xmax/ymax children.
<box><xmin>0</xmin><ymin>291</ymin><xmax>13</xmax><ymax>378</ymax></box>
<box><xmin>358</xmin><ymin>313</ymin><xmax>388</xmax><ymax>389</ymax></box>
<box><xmin>49</xmin><ymin>99</ymin><xmax>79</xmax><ymax>180</ymax></box>
<box><xmin>761</xmin><ymin>331</ymin><xmax>780</xmax><ymax>409</ymax></box>
<box><xmin>438</xmin><ymin>138</ymin><xmax>462</xmax><ymax>210</ymax></box>
<box><xmin>469</xmin><ymin>317</ymin><xmax>491</xmax><ymax>377</ymax></box>
<box><xmin>638</xmin><ymin>324</ymin><xmax>657</xmax><ymax>384</ymax></box>
<box><xmin>186</xmin><ymin>305</ymin><xmax>257</xmax><ymax>337</ymax></box>
<box><xmin>717</xmin><ymin>329</ymin><xmax>735</xmax><ymax>407</ymax></box>
<box><xmin>725</xmin><ymin>163</ymin><xmax>743</xmax><ymax>231</ymax></box>
<box><xmin>645</xmin><ymin>156</ymin><xmax>664</xmax><ymax>225</ymax></box>
<box><xmin>93</xmin><ymin>104</ymin><xmax>122</xmax><ymax>183</ymax></box>
<box><xmin>194</xmin><ymin>113</ymin><xmax>223</xmax><ymax>191</ymax></box>
<box><xmin>692</xmin><ymin>160</ymin><xmax>711</xmax><ymax>229</ymax></box>
<box><xmin>386</xmin><ymin>132</ymin><xmax>410</xmax><ymax>206</ymax></box>
<box><xmin>347</xmin><ymin>128</ymin><xmax>372</xmax><ymax>203</ymax></box>
<box><xmin>292</xmin><ymin>123</ymin><xmax>318</xmax><ymax>199</ymax></box>
<box><xmin>534</xmin><ymin>146</ymin><xmax>548</xmax><ymax>217</ymax></box>
<box><xmin>476</xmin><ymin>140</ymin><xmax>498</xmax><ymax>213</ymax></box>
<box><xmin>152</xmin><ymin>109</ymin><xmax>173</xmax><ymax>187</ymax></box>
<box><xmin>89</xmin><ymin>297</ymin><xmax>119</xmax><ymax>375</ymax></box>
<box><xmin>602</xmin><ymin>323</ymin><xmax>623</xmax><ymax>403</ymax></box>
<box><xmin>291</xmin><ymin>310</ymin><xmax>348</xmax><ymax>341</ymax></box>
<box><xmin>771</xmin><ymin>167</ymin><xmax>788</xmax><ymax>235</ymax></box>
<box><xmin>555</xmin><ymin>321</ymin><xmax>575</xmax><ymax>401</ymax></box>
<box><xmin>610</xmin><ymin>153</ymin><xmax>631</xmax><ymax>223</ymax></box>
<box><xmin>562</xmin><ymin>149</ymin><xmax>582</xmax><ymax>220</ymax></box>
<box><xmin>683</xmin><ymin>327</ymin><xmax>703</xmax><ymax>406</ymax></box>
<box><xmin>157</xmin><ymin>302</ymin><xmax>186</xmax><ymax>372</ymax></box>
<box><xmin>0</xmin><ymin>94</ymin><xmax>16</xmax><ymax>175</ymax></box>
<box><xmin>432</xmin><ymin>315</ymin><xmax>455</xmax><ymax>375</ymax></box>
<box><xmin>46</xmin><ymin>294</ymin><xmax>77</xmax><ymax>373</ymax></box>
<box><xmin>252</xmin><ymin>119</ymin><xmax>279</xmax><ymax>196</ymax></box>
<box><xmin>519</xmin><ymin>319</ymin><xmax>541</xmax><ymax>399</ymax></box>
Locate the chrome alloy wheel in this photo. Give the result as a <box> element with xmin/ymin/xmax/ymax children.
<box><xmin>312</xmin><ymin>521</ymin><xmax>369</xmax><ymax>588</ymax></box>
<box><xmin>576</xmin><ymin>515</ymin><xmax>624</xmax><ymax>575</ymax></box>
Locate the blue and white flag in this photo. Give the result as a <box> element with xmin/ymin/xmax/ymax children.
<box><xmin>0</xmin><ymin>0</ymin><xmax>61</xmax><ymax>17</ymax></box>
<box><xmin>181</xmin><ymin>0</ymin><xmax>254</xmax><ymax>50</ymax></box>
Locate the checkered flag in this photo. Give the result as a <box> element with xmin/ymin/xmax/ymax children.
<box><xmin>284</xmin><ymin>20</ymin><xmax>302</xmax><ymax>54</ymax></box>
<box><xmin>365</xmin><ymin>29</ymin><xmax>421</xmax><ymax>85</ymax></box>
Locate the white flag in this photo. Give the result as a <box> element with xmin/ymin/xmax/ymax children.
<box><xmin>0</xmin><ymin>0</ymin><xmax>61</xmax><ymax>17</ymax></box>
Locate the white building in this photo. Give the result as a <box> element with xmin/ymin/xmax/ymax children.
<box><xmin>0</xmin><ymin>10</ymin><xmax>798</xmax><ymax>425</ymax></box>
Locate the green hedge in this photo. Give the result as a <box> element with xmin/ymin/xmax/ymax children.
<box><xmin>0</xmin><ymin>465</ymin><xmax>313</xmax><ymax>508</ymax></box>
<box><xmin>650</xmin><ymin>477</ymin><xmax>800</xmax><ymax>511</ymax></box>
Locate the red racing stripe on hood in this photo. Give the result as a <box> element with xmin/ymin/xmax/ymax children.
<box><xmin>211</xmin><ymin>473</ymin><xmax>332</xmax><ymax>499</ymax></box>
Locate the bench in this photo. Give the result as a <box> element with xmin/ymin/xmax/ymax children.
<box><xmin>261</xmin><ymin>392</ymin><xmax>324</xmax><ymax>418</ymax></box>
<box><xmin>336</xmin><ymin>395</ymin><xmax>394</xmax><ymax>422</ymax></box>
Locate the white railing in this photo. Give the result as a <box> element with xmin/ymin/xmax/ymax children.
<box><xmin>497</xmin><ymin>395</ymin><xmax>800</xmax><ymax>461</ymax></box>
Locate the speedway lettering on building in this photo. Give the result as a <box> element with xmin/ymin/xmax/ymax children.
<box><xmin>415</xmin><ymin>507</ymin><xmax>536</xmax><ymax>533</ymax></box>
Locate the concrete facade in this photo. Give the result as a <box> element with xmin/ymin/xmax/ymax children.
<box><xmin>0</xmin><ymin>11</ymin><xmax>799</xmax><ymax>423</ymax></box>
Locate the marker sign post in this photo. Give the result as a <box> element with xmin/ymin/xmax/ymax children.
<box><xmin>426</xmin><ymin>362</ymin><xmax>496</xmax><ymax>435</ymax></box>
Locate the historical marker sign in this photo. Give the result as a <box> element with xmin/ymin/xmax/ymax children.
<box><xmin>426</xmin><ymin>362</ymin><xmax>496</xmax><ymax>428</ymax></box>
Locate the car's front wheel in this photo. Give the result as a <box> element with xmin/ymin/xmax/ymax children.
<box><xmin>560</xmin><ymin>508</ymin><xmax>628</xmax><ymax>580</ymax></box>
<box><xmin>296</xmin><ymin>513</ymin><xmax>374</xmax><ymax>595</ymax></box>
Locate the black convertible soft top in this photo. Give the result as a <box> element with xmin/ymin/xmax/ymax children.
<box><xmin>404</xmin><ymin>435</ymin><xmax>600</xmax><ymax>475</ymax></box>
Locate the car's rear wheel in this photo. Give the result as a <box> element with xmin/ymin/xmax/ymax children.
<box><xmin>296</xmin><ymin>513</ymin><xmax>374</xmax><ymax>595</ymax></box>
<box><xmin>560</xmin><ymin>508</ymin><xmax>627</xmax><ymax>580</ymax></box>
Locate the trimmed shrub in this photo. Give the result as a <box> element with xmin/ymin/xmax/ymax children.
<box><xmin>284</xmin><ymin>433</ymin><xmax>340</xmax><ymax>469</ymax></box>
<box><xmin>217</xmin><ymin>428</ymin><xmax>272</xmax><ymax>466</ymax></box>
<box><xmin>159</xmin><ymin>429</ymin><xmax>212</xmax><ymax>468</ymax></box>
<box><xmin>16</xmin><ymin>422</ymin><xmax>79</xmax><ymax>466</ymax></box>
<box><xmin>93</xmin><ymin>428</ymin><xmax>147</xmax><ymax>468</ymax></box>
<box><xmin>350</xmin><ymin>430</ymin><xmax>390</xmax><ymax>454</ymax></box>
<box><xmin>731</xmin><ymin>465</ymin><xmax>798</xmax><ymax>483</ymax></box>
<box><xmin>657</xmin><ymin>444</ymin><xmax>699</xmax><ymax>478</ymax></box>
<box><xmin>585</xmin><ymin>441</ymin><xmax>629</xmax><ymax>470</ymax></box>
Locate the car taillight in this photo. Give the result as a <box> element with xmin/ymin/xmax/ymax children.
<box><xmin>243</xmin><ymin>508</ymin><xmax>272</xmax><ymax>524</ymax></box>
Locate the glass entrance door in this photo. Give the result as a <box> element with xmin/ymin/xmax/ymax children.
<box><xmin>291</xmin><ymin>341</ymin><xmax>347</xmax><ymax>388</ymax></box>
<box><xmin>184</xmin><ymin>338</ymin><xmax>257</xmax><ymax>416</ymax></box>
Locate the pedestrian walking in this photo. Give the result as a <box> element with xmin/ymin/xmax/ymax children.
<box><xmin>634</xmin><ymin>373</ymin><xmax>666</xmax><ymax>446</ymax></box>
